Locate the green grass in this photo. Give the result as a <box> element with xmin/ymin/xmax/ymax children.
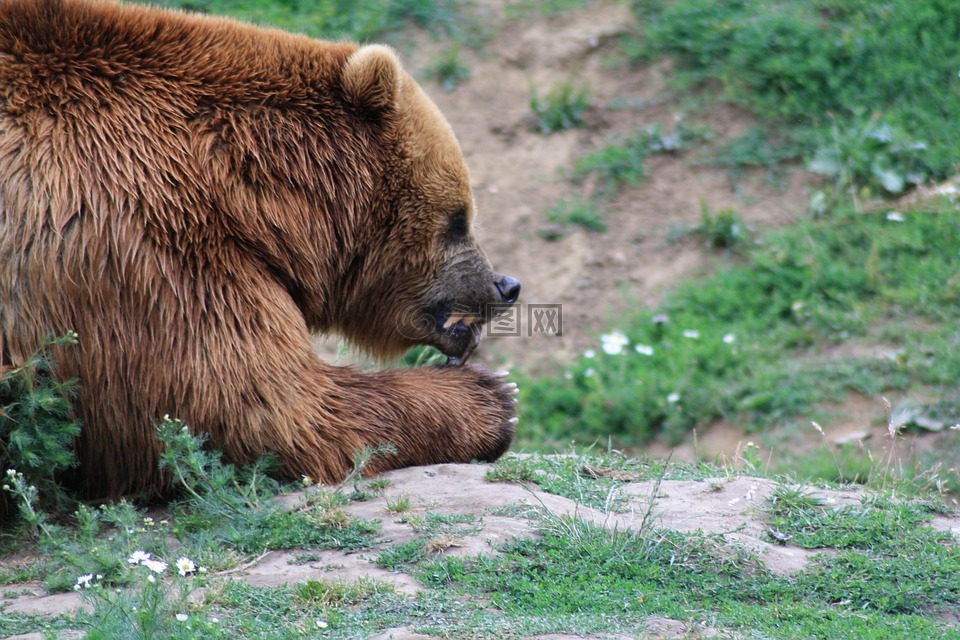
<box><xmin>545</xmin><ymin>196</ymin><xmax>606</xmax><ymax>232</ymax></box>
<box><xmin>412</xmin><ymin>491</ymin><xmax>960</xmax><ymax>639</ymax></box>
<box><xmin>519</xmin><ymin>208</ymin><xmax>960</xmax><ymax>452</ymax></box>
<box><xmin>629</xmin><ymin>0</ymin><xmax>960</xmax><ymax>195</ymax></box>
<box><xmin>427</xmin><ymin>43</ymin><xmax>471</xmax><ymax>91</ymax></box>
<box><xmin>546</xmin><ymin>123</ymin><xmax>710</xmax><ymax>233</ymax></box>
<box><xmin>573</xmin><ymin>123</ymin><xmax>709</xmax><ymax>199</ymax></box>
<box><xmin>3</xmin><ymin>450</ymin><xmax>959</xmax><ymax>639</ymax></box>
<box><xmin>529</xmin><ymin>79</ymin><xmax>591</xmax><ymax>134</ymax></box>
<box><xmin>143</xmin><ymin>0</ymin><xmax>469</xmax><ymax>42</ymax></box>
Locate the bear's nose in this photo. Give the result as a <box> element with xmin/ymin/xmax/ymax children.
<box><xmin>495</xmin><ymin>275</ymin><xmax>521</xmax><ymax>303</ymax></box>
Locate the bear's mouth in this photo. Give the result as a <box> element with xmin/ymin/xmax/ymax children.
<box><xmin>436</xmin><ymin>310</ymin><xmax>484</xmax><ymax>366</ymax></box>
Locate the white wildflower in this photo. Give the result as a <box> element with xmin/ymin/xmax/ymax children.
<box><xmin>583</xmin><ymin>349</ymin><xmax>596</xmax><ymax>358</ymax></box>
<box><xmin>600</xmin><ymin>330</ymin><xmax>629</xmax><ymax>355</ymax></box>
<box><xmin>176</xmin><ymin>557</ymin><xmax>196</xmax><ymax>577</ymax></box>
<box><xmin>886</xmin><ymin>211</ymin><xmax>905</xmax><ymax>222</ymax></box>
<box><xmin>722</xmin><ymin>333</ymin><xmax>736</xmax><ymax>344</ymax></box>
<box><xmin>142</xmin><ymin>558</ymin><xmax>168</xmax><ymax>574</ymax></box>
<box><xmin>75</xmin><ymin>574</ymin><xmax>94</xmax><ymax>590</ymax></box>
<box><xmin>176</xmin><ymin>613</ymin><xmax>189</xmax><ymax>622</ymax></box>
<box><xmin>683</xmin><ymin>330</ymin><xmax>700</xmax><ymax>339</ymax></box>
<box><xmin>635</xmin><ymin>344</ymin><xmax>654</xmax><ymax>356</ymax></box>
<box><xmin>128</xmin><ymin>550</ymin><xmax>151</xmax><ymax>566</ymax></box>
<box><xmin>316</xmin><ymin>619</ymin><xmax>329</xmax><ymax>629</ymax></box>
<box><xmin>667</xmin><ymin>392</ymin><xmax>681</xmax><ymax>404</ymax></box>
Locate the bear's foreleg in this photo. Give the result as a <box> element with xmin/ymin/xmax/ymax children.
<box><xmin>276</xmin><ymin>361</ymin><xmax>518</xmax><ymax>483</ymax></box>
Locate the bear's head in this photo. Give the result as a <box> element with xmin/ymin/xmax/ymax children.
<box><xmin>337</xmin><ymin>46</ymin><xmax>520</xmax><ymax>365</ymax></box>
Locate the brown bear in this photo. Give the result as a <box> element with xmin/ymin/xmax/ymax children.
<box><xmin>0</xmin><ymin>0</ymin><xmax>521</xmax><ymax>500</ymax></box>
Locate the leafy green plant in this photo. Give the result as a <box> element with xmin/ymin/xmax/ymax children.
<box><xmin>809</xmin><ymin>114</ymin><xmax>928</xmax><ymax>203</ymax></box>
<box><xmin>690</xmin><ymin>202</ymin><xmax>750</xmax><ymax>251</ymax></box>
<box><xmin>1</xmin><ymin>332</ymin><xmax>81</xmax><ymax>516</ymax></box>
<box><xmin>157</xmin><ymin>416</ymin><xmax>278</xmax><ymax>518</ymax></box>
<box><xmin>428</xmin><ymin>43</ymin><xmax>470</xmax><ymax>91</ymax></box>
<box><xmin>546</xmin><ymin>197</ymin><xmax>606</xmax><ymax>232</ymax></box>
<box><xmin>506</xmin><ymin>0</ymin><xmax>593</xmax><ymax>18</ymax></box>
<box><xmin>294</xmin><ymin>577</ymin><xmax>393</xmax><ymax>606</ymax></box>
<box><xmin>400</xmin><ymin>345</ymin><xmax>447</xmax><ymax>367</ymax></box>
<box><xmin>529</xmin><ymin>79</ymin><xmax>591</xmax><ymax>134</ymax></box>
<box><xmin>375</xmin><ymin>539</ymin><xmax>426</xmax><ymax>571</ymax></box>
<box><xmin>573</xmin><ymin>123</ymin><xmax>709</xmax><ymax>199</ymax></box>
<box><xmin>157</xmin><ymin>418</ymin><xmax>380</xmax><ymax>555</ymax></box>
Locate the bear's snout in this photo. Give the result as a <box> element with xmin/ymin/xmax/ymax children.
<box><xmin>495</xmin><ymin>275</ymin><xmax>521</xmax><ymax>304</ymax></box>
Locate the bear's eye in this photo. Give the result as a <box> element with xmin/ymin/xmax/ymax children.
<box><xmin>446</xmin><ymin>207</ymin><xmax>470</xmax><ymax>242</ymax></box>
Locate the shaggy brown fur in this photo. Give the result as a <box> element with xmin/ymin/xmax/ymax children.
<box><xmin>0</xmin><ymin>0</ymin><xmax>519</xmax><ymax>499</ymax></box>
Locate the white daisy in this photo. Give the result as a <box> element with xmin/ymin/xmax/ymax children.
<box><xmin>600</xmin><ymin>330</ymin><xmax>629</xmax><ymax>356</ymax></box>
<box><xmin>176</xmin><ymin>557</ymin><xmax>196</xmax><ymax>577</ymax></box>
<box><xmin>142</xmin><ymin>558</ymin><xmax>168</xmax><ymax>574</ymax></box>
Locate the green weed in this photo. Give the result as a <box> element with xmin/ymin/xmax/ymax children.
<box><xmin>506</xmin><ymin>0</ymin><xmax>593</xmax><ymax>18</ymax></box>
<box><xmin>546</xmin><ymin>197</ymin><xmax>606</xmax><ymax>232</ymax></box>
<box><xmin>428</xmin><ymin>43</ymin><xmax>470</xmax><ymax>91</ymax></box>
<box><xmin>573</xmin><ymin>123</ymin><xmax>709</xmax><ymax>199</ymax></box>
<box><xmin>375</xmin><ymin>539</ymin><xmax>426</xmax><ymax>571</ymax></box>
<box><xmin>294</xmin><ymin>577</ymin><xmax>393</xmax><ymax>606</ymax></box>
<box><xmin>707</xmin><ymin>126</ymin><xmax>802</xmax><ymax>186</ymax></box>
<box><xmin>529</xmin><ymin>79</ymin><xmax>591</xmax><ymax>134</ymax></box>
<box><xmin>809</xmin><ymin>114</ymin><xmax>929</xmax><ymax>206</ymax></box>
<box><xmin>1</xmin><ymin>332</ymin><xmax>81</xmax><ymax>518</ymax></box>
<box><xmin>384</xmin><ymin>492</ymin><xmax>413</xmax><ymax>513</ymax></box>
<box><xmin>668</xmin><ymin>202</ymin><xmax>750</xmax><ymax>251</ymax></box>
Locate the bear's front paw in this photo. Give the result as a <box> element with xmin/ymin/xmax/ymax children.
<box><xmin>458</xmin><ymin>366</ymin><xmax>519</xmax><ymax>462</ymax></box>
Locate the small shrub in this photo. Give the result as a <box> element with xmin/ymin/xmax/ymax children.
<box><xmin>1</xmin><ymin>332</ymin><xmax>81</xmax><ymax>518</ymax></box>
<box><xmin>694</xmin><ymin>203</ymin><xmax>750</xmax><ymax>250</ymax></box>
<box><xmin>546</xmin><ymin>197</ymin><xmax>606</xmax><ymax>232</ymax></box>
<box><xmin>809</xmin><ymin>115</ymin><xmax>928</xmax><ymax>203</ymax></box>
<box><xmin>530</xmin><ymin>79</ymin><xmax>591</xmax><ymax>134</ymax></box>
<box><xmin>429</xmin><ymin>43</ymin><xmax>470</xmax><ymax>91</ymax></box>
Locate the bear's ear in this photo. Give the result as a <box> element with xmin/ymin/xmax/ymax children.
<box><xmin>341</xmin><ymin>45</ymin><xmax>401</xmax><ymax>113</ymax></box>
